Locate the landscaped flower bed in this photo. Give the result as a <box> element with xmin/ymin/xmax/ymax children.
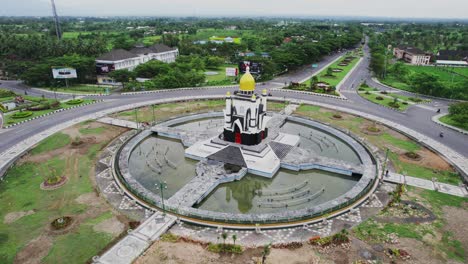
<box><xmin>66</xmin><ymin>99</ymin><xmax>84</xmax><ymax>105</ymax></box>
<box><xmin>11</xmin><ymin>111</ymin><xmax>33</xmax><ymax>119</ymax></box>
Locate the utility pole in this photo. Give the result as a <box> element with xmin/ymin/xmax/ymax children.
<box><xmin>50</xmin><ymin>0</ymin><xmax>62</xmax><ymax>40</ymax></box>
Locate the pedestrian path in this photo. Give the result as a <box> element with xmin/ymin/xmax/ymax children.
<box><xmin>383</xmin><ymin>172</ymin><xmax>467</xmax><ymax>197</ymax></box>
<box><xmin>93</xmin><ymin>212</ymin><xmax>176</xmax><ymax>264</ymax></box>
<box><xmin>97</xmin><ymin>117</ymin><xmax>140</xmax><ymax>129</ymax></box>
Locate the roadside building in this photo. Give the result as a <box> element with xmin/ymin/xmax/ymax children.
<box><xmin>435</xmin><ymin>50</ymin><xmax>468</xmax><ymax>67</ymax></box>
<box><xmin>393</xmin><ymin>45</ymin><xmax>431</xmax><ymax>65</ymax></box>
<box><xmin>95</xmin><ymin>44</ymin><xmax>178</xmax><ymax>85</ymax></box>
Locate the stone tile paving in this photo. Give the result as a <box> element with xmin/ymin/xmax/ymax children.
<box><xmin>98</xmin><ymin>117</ymin><xmax>140</xmax><ymax>129</ymax></box>
<box><xmin>384</xmin><ymin>172</ymin><xmax>467</xmax><ymax>197</ymax></box>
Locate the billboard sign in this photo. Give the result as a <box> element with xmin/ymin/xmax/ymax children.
<box><xmin>225</xmin><ymin>67</ymin><xmax>238</xmax><ymax>77</ymax></box>
<box><xmin>52</xmin><ymin>67</ymin><xmax>77</xmax><ymax>79</ymax></box>
<box><xmin>238</xmin><ymin>61</ymin><xmax>262</xmax><ymax>74</ymax></box>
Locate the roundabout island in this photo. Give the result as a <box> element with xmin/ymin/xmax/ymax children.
<box><xmin>110</xmin><ymin>68</ymin><xmax>379</xmax><ymax>227</ymax></box>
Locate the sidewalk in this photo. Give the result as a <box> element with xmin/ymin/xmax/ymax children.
<box><xmin>384</xmin><ymin>172</ymin><xmax>467</xmax><ymax>197</ymax></box>
<box><xmin>97</xmin><ymin>117</ymin><xmax>140</xmax><ymax>129</ymax></box>
<box><xmin>93</xmin><ymin>212</ymin><xmax>176</xmax><ymax>264</ymax></box>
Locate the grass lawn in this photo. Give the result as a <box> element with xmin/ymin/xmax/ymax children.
<box><xmin>359</xmin><ymin>92</ymin><xmax>411</xmax><ymax>111</ymax></box>
<box><xmin>3</xmin><ymin>99</ymin><xmax>95</xmax><ymax>126</ymax></box>
<box><xmin>208</xmin><ymin>36</ymin><xmax>242</xmax><ymax>44</ymax></box>
<box><xmin>114</xmin><ymin>99</ymin><xmax>226</xmax><ymax>123</ymax></box>
<box><xmin>439</xmin><ymin>115</ymin><xmax>468</xmax><ymax>131</ymax></box>
<box><xmin>0</xmin><ymin>123</ymin><xmax>127</xmax><ymax>263</ymax></box>
<box><xmin>381</xmin><ymin>65</ymin><xmax>468</xmax><ymax>98</ymax></box>
<box><xmin>45</xmin><ymin>85</ymin><xmax>114</xmax><ymax>95</ymax></box>
<box><xmin>142</xmin><ymin>35</ymin><xmax>162</xmax><ymax>46</ymax></box>
<box><xmin>353</xmin><ymin>186</ymin><xmax>467</xmax><ymax>263</ymax></box>
<box><xmin>389</xmin><ymin>152</ymin><xmax>461</xmax><ymax>185</ymax></box>
<box><xmin>30</xmin><ymin>132</ymin><xmax>71</xmax><ymax>155</ymax></box>
<box><xmin>194</xmin><ymin>28</ymin><xmax>251</xmax><ymax>42</ymax></box>
<box><xmin>204</xmin><ymin>64</ymin><xmax>238</xmax><ymax>85</ymax></box>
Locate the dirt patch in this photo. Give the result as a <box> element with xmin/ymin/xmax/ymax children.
<box><xmin>135</xmin><ymin>241</ymin><xmax>221</xmax><ymax>264</ymax></box>
<box><xmin>266</xmin><ymin>246</ymin><xmax>325</xmax><ymax>264</ymax></box>
<box><xmin>393</xmin><ymin>237</ymin><xmax>447</xmax><ymax>264</ymax></box>
<box><xmin>14</xmin><ymin>235</ymin><xmax>53</xmax><ymax>264</ymax></box>
<box><xmin>93</xmin><ymin>216</ymin><xmax>126</xmax><ymax>236</ymax></box>
<box><xmin>399</xmin><ymin>148</ymin><xmax>453</xmax><ymax>171</ymax></box>
<box><xmin>75</xmin><ymin>192</ymin><xmax>104</xmax><ymax>207</ymax></box>
<box><xmin>443</xmin><ymin>206</ymin><xmax>468</xmax><ymax>257</ymax></box>
<box><xmin>4</xmin><ymin>210</ymin><xmax>35</xmax><ymax>224</ymax></box>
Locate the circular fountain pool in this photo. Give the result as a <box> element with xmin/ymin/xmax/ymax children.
<box><xmin>117</xmin><ymin>112</ymin><xmax>378</xmax><ymax>226</ymax></box>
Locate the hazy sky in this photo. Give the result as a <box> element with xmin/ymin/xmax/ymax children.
<box><xmin>1</xmin><ymin>0</ymin><xmax>467</xmax><ymax>19</ymax></box>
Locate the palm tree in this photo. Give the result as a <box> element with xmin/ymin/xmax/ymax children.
<box><xmin>232</xmin><ymin>234</ymin><xmax>237</xmax><ymax>245</ymax></box>
<box><xmin>221</xmin><ymin>232</ymin><xmax>227</xmax><ymax>246</ymax></box>
<box><xmin>261</xmin><ymin>243</ymin><xmax>271</xmax><ymax>264</ymax></box>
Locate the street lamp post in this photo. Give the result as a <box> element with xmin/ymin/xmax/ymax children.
<box><xmin>152</xmin><ymin>105</ymin><xmax>156</xmax><ymax>125</ymax></box>
<box><xmin>156</xmin><ymin>181</ymin><xmax>168</xmax><ymax>216</ymax></box>
<box><xmin>134</xmin><ymin>108</ymin><xmax>139</xmax><ymax>130</ymax></box>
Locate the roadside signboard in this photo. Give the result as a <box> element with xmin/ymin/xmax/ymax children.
<box><xmin>226</xmin><ymin>67</ymin><xmax>238</xmax><ymax>77</ymax></box>
<box><xmin>52</xmin><ymin>67</ymin><xmax>77</xmax><ymax>79</ymax></box>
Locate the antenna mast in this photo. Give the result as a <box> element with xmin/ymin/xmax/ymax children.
<box><xmin>50</xmin><ymin>0</ymin><xmax>62</xmax><ymax>39</ymax></box>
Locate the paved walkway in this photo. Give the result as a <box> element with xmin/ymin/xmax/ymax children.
<box><xmin>97</xmin><ymin>117</ymin><xmax>140</xmax><ymax>129</ymax></box>
<box><xmin>384</xmin><ymin>172</ymin><xmax>468</xmax><ymax>197</ymax></box>
<box><xmin>93</xmin><ymin>212</ymin><xmax>176</xmax><ymax>264</ymax></box>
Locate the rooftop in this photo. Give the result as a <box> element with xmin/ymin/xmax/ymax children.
<box><xmin>96</xmin><ymin>49</ymin><xmax>139</xmax><ymax>61</ymax></box>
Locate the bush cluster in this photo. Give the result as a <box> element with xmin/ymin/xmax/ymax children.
<box><xmin>376</xmin><ymin>96</ymin><xmax>384</xmax><ymax>100</ymax></box>
<box><xmin>207</xmin><ymin>243</ymin><xmax>243</xmax><ymax>254</ymax></box>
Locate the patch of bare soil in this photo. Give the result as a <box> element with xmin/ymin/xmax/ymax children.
<box><xmin>75</xmin><ymin>192</ymin><xmax>104</xmax><ymax>207</ymax></box>
<box><xmin>399</xmin><ymin>148</ymin><xmax>453</xmax><ymax>171</ymax></box>
<box><xmin>4</xmin><ymin>210</ymin><xmax>35</xmax><ymax>224</ymax></box>
<box><xmin>136</xmin><ymin>241</ymin><xmax>221</xmax><ymax>264</ymax></box>
<box><xmin>393</xmin><ymin>237</ymin><xmax>447</xmax><ymax>264</ymax></box>
<box><xmin>93</xmin><ymin>216</ymin><xmax>126</xmax><ymax>236</ymax></box>
<box><xmin>443</xmin><ymin>206</ymin><xmax>468</xmax><ymax>258</ymax></box>
<box><xmin>14</xmin><ymin>235</ymin><xmax>53</xmax><ymax>264</ymax></box>
<box><xmin>266</xmin><ymin>246</ymin><xmax>325</xmax><ymax>264</ymax></box>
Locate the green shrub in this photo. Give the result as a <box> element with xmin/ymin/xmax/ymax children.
<box><xmin>11</xmin><ymin>111</ymin><xmax>33</xmax><ymax>119</ymax></box>
<box><xmin>388</xmin><ymin>102</ymin><xmax>400</xmax><ymax>108</ymax></box>
<box><xmin>207</xmin><ymin>243</ymin><xmax>243</xmax><ymax>254</ymax></box>
<box><xmin>409</xmin><ymin>97</ymin><xmax>422</xmax><ymax>102</ymax></box>
<box><xmin>376</xmin><ymin>96</ymin><xmax>384</xmax><ymax>100</ymax></box>
<box><xmin>160</xmin><ymin>233</ymin><xmax>179</xmax><ymax>243</ymax></box>
<box><xmin>66</xmin><ymin>99</ymin><xmax>84</xmax><ymax>105</ymax></box>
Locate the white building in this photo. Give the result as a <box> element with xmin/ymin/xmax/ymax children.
<box><xmin>95</xmin><ymin>44</ymin><xmax>179</xmax><ymax>85</ymax></box>
<box><xmin>393</xmin><ymin>46</ymin><xmax>431</xmax><ymax>65</ymax></box>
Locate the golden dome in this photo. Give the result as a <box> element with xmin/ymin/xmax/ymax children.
<box><xmin>239</xmin><ymin>67</ymin><xmax>255</xmax><ymax>92</ymax></box>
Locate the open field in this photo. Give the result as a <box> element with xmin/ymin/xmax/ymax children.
<box><xmin>0</xmin><ymin>122</ymin><xmax>129</xmax><ymax>263</ymax></box>
<box><xmin>204</xmin><ymin>64</ymin><xmax>238</xmax><ymax>85</ymax></box>
<box><xmin>194</xmin><ymin>28</ymin><xmax>251</xmax><ymax>42</ymax></box>
<box><xmin>381</xmin><ymin>64</ymin><xmax>468</xmax><ymax>98</ymax></box>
